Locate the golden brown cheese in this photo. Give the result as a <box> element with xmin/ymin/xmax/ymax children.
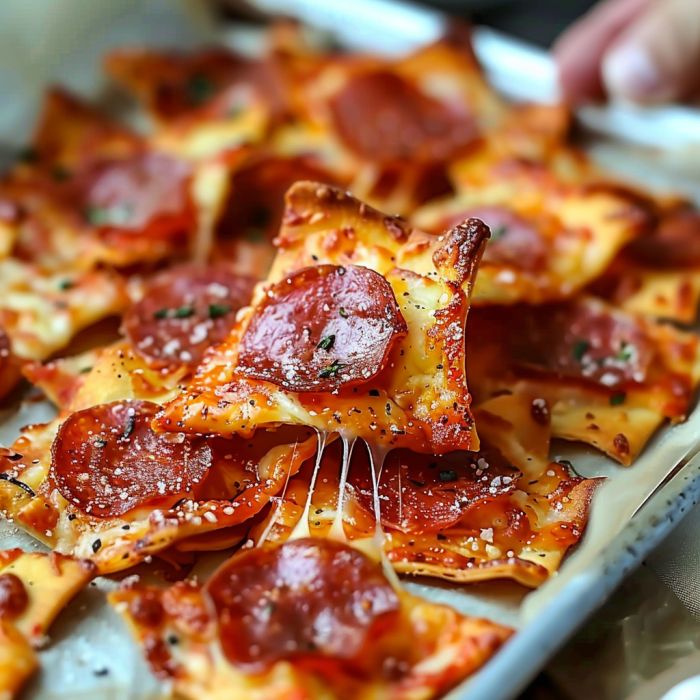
<box><xmin>0</xmin><ymin>620</ymin><xmax>36</xmax><ymax>700</ymax></box>
<box><xmin>602</xmin><ymin>264</ymin><xmax>700</xmax><ymax>324</ymax></box>
<box><xmin>0</xmin><ymin>549</ymin><xmax>93</xmax><ymax>699</ymax></box>
<box><xmin>0</xmin><ymin>259</ymin><xmax>127</xmax><ymax>361</ymax></box>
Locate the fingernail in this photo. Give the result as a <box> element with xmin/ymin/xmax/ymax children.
<box><xmin>603</xmin><ymin>43</ymin><xmax>666</xmax><ymax>100</ymax></box>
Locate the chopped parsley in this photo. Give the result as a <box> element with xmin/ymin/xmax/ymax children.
<box><xmin>154</xmin><ymin>306</ymin><xmax>195</xmax><ymax>320</ymax></box>
<box><xmin>316</xmin><ymin>334</ymin><xmax>335</xmax><ymax>351</ymax></box>
<box><xmin>79</xmin><ymin>366</ymin><xmax>93</xmax><ymax>374</ymax></box>
<box><xmin>85</xmin><ymin>203</ymin><xmax>132</xmax><ymax>227</ymax></box>
<box><xmin>572</xmin><ymin>339</ymin><xmax>589</xmax><ymax>362</ymax></box>
<box><xmin>318</xmin><ymin>360</ymin><xmax>345</xmax><ymax>379</ymax></box>
<box><xmin>58</xmin><ymin>279</ymin><xmax>74</xmax><ymax>291</ymax></box>
<box><xmin>615</xmin><ymin>342</ymin><xmax>634</xmax><ymax>362</ymax></box>
<box><xmin>438</xmin><ymin>469</ymin><xmax>458</xmax><ymax>483</ymax></box>
<box><xmin>338</xmin><ymin>307</ymin><xmax>349</xmax><ymax>318</ymax></box>
<box><xmin>490</xmin><ymin>224</ymin><xmax>508</xmax><ymax>240</ymax></box>
<box><xmin>208</xmin><ymin>303</ymin><xmax>231</xmax><ymax>319</ymax></box>
<box><xmin>173</xmin><ymin>305</ymin><xmax>195</xmax><ymax>319</ymax></box>
<box><xmin>609</xmin><ymin>392</ymin><xmax>626</xmax><ymax>406</ymax></box>
<box><xmin>186</xmin><ymin>73</ymin><xmax>214</xmax><ymax>105</ymax></box>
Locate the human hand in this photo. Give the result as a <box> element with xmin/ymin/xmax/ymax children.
<box><xmin>553</xmin><ymin>0</ymin><xmax>700</xmax><ymax>104</ymax></box>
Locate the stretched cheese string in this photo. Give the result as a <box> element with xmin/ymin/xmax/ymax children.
<box><xmin>352</xmin><ymin>441</ymin><xmax>401</xmax><ymax>590</ymax></box>
<box><xmin>328</xmin><ymin>434</ymin><xmax>357</xmax><ymax>541</ymax></box>
<box><xmin>254</xmin><ymin>436</ymin><xmax>304</xmax><ymax>547</ymax></box>
<box><xmin>288</xmin><ymin>430</ymin><xmax>328</xmax><ymax>540</ymax></box>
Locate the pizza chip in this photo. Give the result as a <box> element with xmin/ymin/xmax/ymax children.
<box><xmin>157</xmin><ymin>182</ymin><xmax>489</xmax><ymax>454</ymax></box>
<box><xmin>468</xmin><ymin>297</ymin><xmax>700</xmax><ymax>464</ymax></box>
<box><xmin>0</xmin><ymin>549</ymin><xmax>94</xmax><ymax>698</ymax></box>
<box><xmin>413</xmin><ymin>165</ymin><xmax>651</xmax><ymax>305</ymax></box>
<box><xmin>110</xmin><ymin>538</ymin><xmax>512</xmax><ymax>700</ymax></box>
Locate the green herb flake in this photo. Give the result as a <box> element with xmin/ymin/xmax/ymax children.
<box><xmin>208</xmin><ymin>303</ymin><xmax>232</xmax><ymax>319</ymax></box>
<box><xmin>572</xmin><ymin>339</ymin><xmax>589</xmax><ymax>362</ymax></box>
<box><xmin>338</xmin><ymin>307</ymin><xmax>349</xmax><ymax>318</ymax></box>
<box><xmin>615</xmin><ymin>342</ymin><xmax>634</xmax><ymax>362</ymax></box>
<box><xmin>58</xmin><ymin>279</ymin><xmax>74</xmax><ymax>291</ymax></box>
<box><xmin>79</xmin><ymin>366</ymin><xmax>93</xmax><ymax>374</ymax></box>
<box><xmin>153</xmin><ymin>308</ymin><xmax>169</xmax><ymax>320</ymax></box>
<box><xmin>187</xmin><ymin>73</ymin><xmax>214</xmax><ymax>106</ymax></box>
<box><xmin>318</xmin><ymin>360</ymin><xmax>345</xmax><ymax>379</ymax></box>
<box><xmin>609</xmin><ymin>392</ymin><xmax>626</xmax><ymax>406</ymax></box>
<box><xmin>173</xmin><ymin>306</ymin><xmax>195</xmax><ymax>319</ymax></box>
<box><xmin>85</xmin><ymin>204</ymin><xmax>132</xmax><ymax>227</ymax></box>
<box><xmin>316</xmin><ymin>334</ymin><xmax>336</xmax><ymax>351</ymax></box>
<box><xmin>438</xmin><ymin>469</ymin><xmax>458</xmax><ymax>483</ymax></box>
<box><xmin>490</xmin><ymin>224</ymin><xmax>508</xmax><ymax>240</ymax></box>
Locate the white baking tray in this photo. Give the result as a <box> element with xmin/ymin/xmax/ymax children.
<box><xmin>1</xmin><ymin>1</ymin><xmax>700</xmax><ymax>699</ymax></box>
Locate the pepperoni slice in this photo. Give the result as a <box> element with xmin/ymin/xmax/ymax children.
<box><xmin>204</xmin><ymin>538</ymin><xmax>400</xmax><ymax>671</ymax></box>
<box><xmin>509</xmin><ymin>300</ymin><xmax>654</xmax><ymax>387</ymax></box>
<box><xmin>50</xmin><ymin>400</ymin><xmax>212</xmax><ymax>517</ymax></box>
<box><xmin>627</xmin><ymin>207</ymin><xmax>700</xmax><ymax>268</ymax></box>
<box><xmin>74</xmin><ymin>152</ymin><xmax>195</xmax><ymax>243</ymax></box>
<box><xmin>450</xmin><ymin>206</ymin><xmax>548</xmax><ymax>271</ymax></box>
<box><xmin>237</xmin><ymin>265</ymin><xmax>407</xmax><ymax>392</ymax></box>
<box><xmin>348</xmin><ymin>448</ymin><xmax>518</xmax><ymax>534</ymax></box>
<box><xmin>123</xmin><ymin>263</ymin><xmax>256</xmax><ymax>369</ymax></box>
<box><xmin>329</xmin><ymin>70</ymin><xmax>476</xmax><ymax>163</ymax></box>
<box><xmin>0</xmin><ymin>573</ymin><xmax>28</xmax><ymax>619</ymax></box>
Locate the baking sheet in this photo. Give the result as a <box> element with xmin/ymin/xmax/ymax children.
<box><xmin>1</xmin><ymin>1</ymin><xmax>700</xmax><ymax>699</ymax></box>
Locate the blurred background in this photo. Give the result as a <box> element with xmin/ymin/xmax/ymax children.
<box><xmin>421</xmin><ymin>0</ymin><xmax>596</xmax><ymax>46</ymax></box>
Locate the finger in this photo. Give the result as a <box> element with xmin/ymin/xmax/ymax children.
<box><xmin>553</xmin><ymin>0</ymin><xmax>653</xmax><ymax>103</ymax></box>
<box><xmin>602</xmin><ymin>0</ymin><xmax>700</xmax><ymax>102</ymax></box>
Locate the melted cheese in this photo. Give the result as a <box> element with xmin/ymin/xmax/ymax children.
<box><xmin>248</xmin><ymin>444</ymin><xmax>598</xmax><ymax>588</ymax></box>
<box><xmin>0</xmin><ymin>260</ymin><xmax>127</xmax><ymax>361</ymax></box>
